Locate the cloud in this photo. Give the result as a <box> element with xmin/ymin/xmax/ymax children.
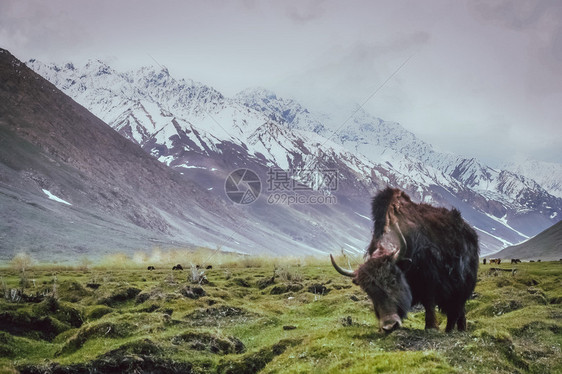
<box><xmin>284</xmin><ymin>0</ymin><xmax>326</xmax><ymax>24</ymax></box>
<box><xmin>467</xmin><ymin>0</ymin><xmax>562</xmax><ymax>93</ymax></box>
<box><xmin>0</xmin><ymin>0</ymin><xmax>89</xmax><ymax>58</ymax></box>
<box><xmin>1</xmin><ymin>0</ymin><xmax>560</xmax><ymax>165</ymax></box>
<box><xmin>467</xmin><ymin>0</ymin><xmax>558</xmax><ymax>30</ymax></box>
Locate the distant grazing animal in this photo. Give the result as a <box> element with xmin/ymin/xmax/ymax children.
<box><xmin>206</xmin><ymin>265</ymin><xmax>213</xmax><ymax>269</ymax></box>
<box><xmin>510</xmin><ymin>259</ymin><xmax>521</xmax><ymax>264</ymax></box>
<box><xmin>172</xmin><ymin>264</ymin><xmax>183</xmax><ymax>270</ymax></box>
<box><xmin>482</xmin><ymin>258</ymin><xmax>486</xmax><ymax>265</ymax></box>
<box><xmin>537</xmin><ymin>259</ymin><xmax>541</xmax><ymax>262</ymax></box>
<box><xmin>489</xmin><ymin>259</ymin><xmax>501</xmax><ymax>265</ymax></box>
<box><xmin>530</xmin><ymin>260</ymin><xmax>535</xmax><ymax>262</ymax></box>
<box><xmin>330</xmin><ymin>188</ymin><xmax>479</xmax><ymax>333</ymax></box>
<box><xmin>147</xmin><ymin>266</ymin><xmax>155</xmax><ymax>270</ymax></box>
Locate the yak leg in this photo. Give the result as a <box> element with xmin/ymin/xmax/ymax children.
<box><xmin>423</xmin><ymin>303</ymin><xmax>439</xmax><ymax>330</ymax></box>
<box><xmin>445</xmin><ymin>306</ymin><xmax>465</xmax><ymax>332</ymax></box>
<box><xmin>456</xmin><ymin>306</ymin><xmax>467</xmax><ymax>331</ymax></box>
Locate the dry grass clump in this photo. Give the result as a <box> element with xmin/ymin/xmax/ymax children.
<box><xmin>91</xmin><ymin>247</ymin><xmax>338</xmax><ymax>270</ymax></box>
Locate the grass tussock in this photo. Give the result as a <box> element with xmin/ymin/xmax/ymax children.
<box><xmin>0</xmin><ymin>259</ymin><xmax>560</xmax><ymax>373</ymax></box>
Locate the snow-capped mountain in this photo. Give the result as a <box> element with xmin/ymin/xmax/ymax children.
<box><xmin>26</xmin><ymin>59</ymin><xmax>562</xmax><ymax>256</ymax></box>
<box><xmin>501</xmin><ymin>159</ymin><xmax>562</xmax><ymax>199</ymax></box>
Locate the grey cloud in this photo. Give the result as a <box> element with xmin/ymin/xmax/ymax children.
<box><xmin>1</xmin><ymin>0</ymin><xmax>560</xmax><ymax>165</ymax></box>
<box><xmin>467</xmin><ymin>0</ymin><xmax>558</xmax><ymax>30</ymax></box>
<box><xmin>467</xmin><ymin>0</ymin><xmax>562</xmax><ymax>84</ymax></box>
<box><xmin>285</xmin><ymin>0</ymin><xmax>326</xmax><ymax>24</ymax></box>
<box><xmin>0</xmin><ymin>0</ymin><xmax>89</xmax><ymax>58</ymax></box>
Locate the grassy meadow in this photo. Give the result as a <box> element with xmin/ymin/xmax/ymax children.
<box><xmin>0</xmin><ymin>250</ymin><xmax>560</xmax><ymax>373</ymax></box>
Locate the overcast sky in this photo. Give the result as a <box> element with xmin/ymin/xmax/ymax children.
<box><xmin>1</xmin><ymin>0</ymin><xmax>561</xmax><ymax>166</ymax></box>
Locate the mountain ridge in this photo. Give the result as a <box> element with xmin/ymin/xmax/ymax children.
<box><xmin>20</xmin><ymin>57</ymin><xmax>562</xmax><ymax>257</ymax></box>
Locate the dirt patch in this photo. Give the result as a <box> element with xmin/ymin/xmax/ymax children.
<box><xmin>58</xmin><ymin>280</ymin><xmax>92</xmax><ymax>302</ymax></box>
<box><xmin>307</xmin><ymin>283</ymin><xmax>330</xmax><ymax>295</ymax></box>
<box><xmin>135</xmin><ymin>287</ymin><xmax>179</xmax><ymax>304</ymax></box>
<box><xmin>108</xmin><ymin>338</ymin><xmax>162</xmax><ymax>356</ymax></box>
<box><xmin>491</xmin><ymin>299</ymin><xmax>523</xmax><ymax>316</ymax></box>
<box><xmin>387</xmin><ymin>329</ymin><xmax>449</xmax><ymax>351</ymax></box>
<box><xmin>32</xmin><ymin>297</ymin><xmax>84</xmax><ymax>328</ymax></box>
<box><xmin>86</xmin><ymin>305</ymin><xmax>114</xmax><ymax>320</ymax></box>
<box><xmin>98</xmin><ymin>286</ymin><xmax>141</xmax><ymax>306</ymax></box>
<box><xmin>58</xmin><ymin>320</ymin><xmax>134</xmax><ymax>355</ymax></box>
<box><xmin>19</xmin><ymin>346</ymin><xmax>194</xmax><ymax>374</ymax></box>
<box><xmin>269</xmin><ymin>283</ymin><xmax>303</xmax><ymax>295</ymax></box>
<box><xmin>0</xmin><ymin>310</ymin><xmax>69</xmax><ymax>341</ymax></box>
<box><xmin>217</xmin><ymin>338</ymin><xmax>302</xmax><ymax>374</ymax></box>
<box><xmin>514</xmin><ymin>321</ymin><xmax>560</xmax><ymax>337</ymax></box>
<box><xmin>230</xmin><ymin>278</ymin><xmax>251</xmax><ymax>288</ymax></box>
<box><xmin>172</xmin><ymin>331</ymin><xmax>245</xmax><ymax>354</ymax></box>
<box><xmin>180</xmin><ymin>286</ymin><xmax>207</xmax><ymax>299</ymax></box>
<box><xmin>185</xmin><ymin>305</ymin><xmax>254</xmax><ymax>326</ymax></box>
<box><xmin>256</xmin><ymin>276</ymin><xmax>275</xmax><ymax>289</ymax></box>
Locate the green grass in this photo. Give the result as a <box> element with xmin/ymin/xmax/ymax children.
<box><xmin>0</xmin><ymin>261</ymin><xmax>560</xmax><ymax>373</ymax></box>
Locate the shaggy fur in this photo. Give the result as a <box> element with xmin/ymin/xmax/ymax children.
<box><xmin>360</xmin><ymin>187</ymin><xmax>479</xmax><ymax>332</ymax></box>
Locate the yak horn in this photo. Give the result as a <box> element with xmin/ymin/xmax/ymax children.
<box><xmin>330</xmin><ymin>254</ymin><xmax>355</xmax><ymax>277</ymax></box>
<box><xmin>392</xmin><ymin>222</ymin><xmax>407</xmax><ymax>260</ymax></box>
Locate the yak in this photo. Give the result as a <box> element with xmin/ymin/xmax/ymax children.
<box><xmin>331</xmin><ymin>188</ymin><xmax>479</xmax><ymax>333</ymax></box>
<box><xmin>172</xmin><ymin>264</ymin><xmax>183</xmax><ymax>270</ymax></box>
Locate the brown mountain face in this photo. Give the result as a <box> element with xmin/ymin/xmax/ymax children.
<box><xmin>0</xmin><ymin>48</ymin><xmax>239</xmax><ymax>260</ymax></box>
<box><xmin>492</xmin><ymin>221</ymin><xmax>562</xmax><ymax>261</ymax></box>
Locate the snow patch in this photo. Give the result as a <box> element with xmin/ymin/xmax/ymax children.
<box><xmin>355</xmin><ymin>212</ymin><xmax>371</xmax><ymax>221</ymax></box>
<box><xmin>473</xmin><ymin>226</ymin><xmax>512</xmax><ymax>248</ymax></box>
<box><xmin>177</xmin><ymin>163</ymin><xmax>207</xmax><ymax>169</ymax></box>
<box><xmin>484</xmin><ymin>213</ymin><xmax>530</xmax><ymax>240</ymax></box>
<box><xmin>42</xmin><ymin>189</ymin><xmax>72</xmax><ymax>206</ymax></box>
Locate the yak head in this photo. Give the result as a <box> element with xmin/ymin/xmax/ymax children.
<box><xmin>330</xmin><ymin>222</ymin><xmax>412</xmax><ymax>333</ymax></box>
<box><xmin>331</xmin><ymin>252</ymin><xmax>412</xmax><ymax>333</ymax></box>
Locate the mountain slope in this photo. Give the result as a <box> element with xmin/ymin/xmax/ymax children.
<box><xmin>25</xmin><ymin>59</ymin><xmax>562</xmax><ymax>255</ymax></box>
<box><xmin>2</xmin><ymin>49</ymin><xmax>388</xmax><ymax>261</ymax></box>
<box><xmin>490</xmin><ymin>221</ymin><xmax>562</xmax><ymax>260</ymax></box>
<box><xmin>0</xmin><ymin>49</ymin><xmax>244</xmax><ymax>260</ymax></box>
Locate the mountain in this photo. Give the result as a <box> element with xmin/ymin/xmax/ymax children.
<box><xmin>0</xmin><ymin>49</ymin><xmax>238</xmax><ymax>260</ymax></box>
<box><xmin>490</xmin><ymin>221</ymin><xmax>562</xmax><ymax>261</ymax></box>
<box><xmin>235</xmin><ymin>88</ymin><xmax>561</xmax><ymax>242</ymax></box>
<box><xmin>501</xmin><ymin>159</ymin><xmax>562</xmax><ymax>199</ymax></box>
<box><xmin>1</xmin><ymin>48</ymin><xmax>380</xmax><ymax>262</ymax></box>
<box><xmin>236</xmin><ymin>88</ymin><xmax>561</xmax><ymax>216</ymax></box>
<box><xmin>24</xmin><ymin>58</ymin><xmax>562</xmax><ymax>256</ymax></box>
